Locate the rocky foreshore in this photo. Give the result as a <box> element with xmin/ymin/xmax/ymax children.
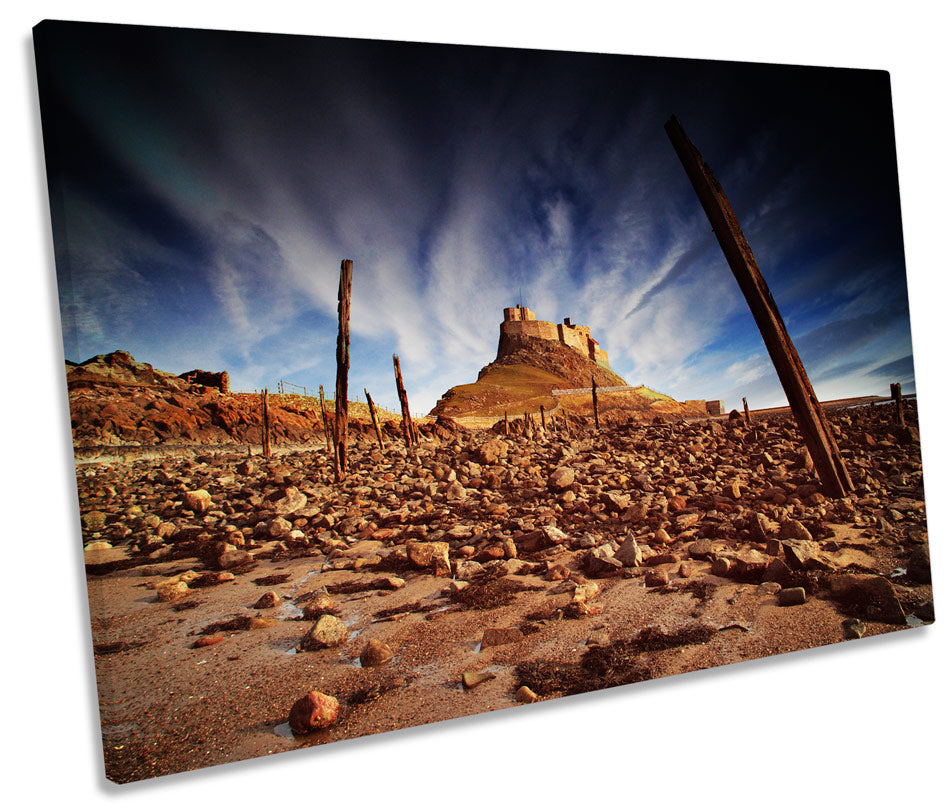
<box><xmin>81</xmin><ymin>401</ymin><xmax>932</xmax><ymax>782</ymax></box>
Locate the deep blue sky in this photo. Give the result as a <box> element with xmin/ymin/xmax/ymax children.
<box><xmin>35</xmin><ymin>20</ymin><xmax>914</xmax><ymax>412</ymax></box>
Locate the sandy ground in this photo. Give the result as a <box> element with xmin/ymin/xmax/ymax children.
<box><xmin>85</xmin><ymin>519</ymin><xmax>928</xmax><ymax>783</ymax></box>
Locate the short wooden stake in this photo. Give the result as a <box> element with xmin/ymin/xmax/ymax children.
<box><xmin>365</xmin><ymin>388</ymin><xmax>385</xmax><ymax>450</ymax></box>
<box><xmin>319</xmin><ymin>385</ymin><xmax>334</xmax><ymax>456</ymax></box>
<box><xmin>890</xmin><ymin>382</ymin><xmax>905</xmax><ymax>427</ymax></box>
<box><xmin>261</xmin><ymin>388</ymin><xmax>271</xmax><ymax>459</ymax></box>
<box><xmin>393</xmin><ymin>354</ymin><xmax>416</xmax><ymax>448</ymax></box>
<box><xmin>742</xmin><ymin>396</ymin><xmax>751</xmax><ymax>425</ymax></box>
<box><xmin>592</xmin><ymin>376</ymin><xmax>600</xmax><ymax>431</ymax></box>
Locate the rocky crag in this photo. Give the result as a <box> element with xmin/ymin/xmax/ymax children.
<box><xmin>431</xmin><ymin>334</ymin><xmax>702</xmax><ymax>420</ymax></box>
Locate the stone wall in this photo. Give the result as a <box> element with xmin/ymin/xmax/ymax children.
<box><xmin>179</xmin><ymin>369</ymin><xmax>230</xmax><ymax>393</ymax></box>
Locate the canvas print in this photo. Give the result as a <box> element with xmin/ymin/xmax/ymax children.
<box><xmin>34</xmin><ymin>20</ymin><xmax>933</xmax><ymax>783</ymax></box>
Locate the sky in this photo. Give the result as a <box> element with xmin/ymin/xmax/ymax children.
<box><xmin>34</xmin><ymin>20</ymin><xmax>915</xmax><ymax>414</ymax></box>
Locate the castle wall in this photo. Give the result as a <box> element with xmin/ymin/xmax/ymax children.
<box><xmin>500</xmin><ymin>307</ymin><xmax>611</xmax><ymax>369</ymax></box>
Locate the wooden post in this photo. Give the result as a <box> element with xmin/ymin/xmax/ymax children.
<box><xmin>365</xmin><ymin>388</ymin><xmax>385</xmax><ymax>450</ymax></box>
<box><xmin>890</xmin><ymin>383</ymin><xmax>905</xmax><ymax>427</ymax></box>
<box><xmin>665</xmin><ymin>115</ymin><xmax>852</xmax><ymax>498</ymax></box>
<box><xmin>261</xmin><ymin>388</ymin><xmax>271</xmax><ymax>459</ymax></box>
<box><xmin>319</xmin><ymin>384</ymin><xmax>334</xmax><ymax>456</ymax></box>
<box><xmin>393</xmin><ymin>354</ymin><xmax>416</xmax><ymax>448</ymax></box>
<box><xmin>592</xmin><ymin>376</ymin><xmax>600</xmax><ymax>430</ymax></box>
<box><xmin>742</xmin><ymin>396</ymin><xmax>751</xmax><ymax>425</ymax></box>
<box><xmin>504</xmin><ymin>411</ymin><xmax>509</xmax><ymax>436</ymax></box>
<box><xmin>540</xmin><ymin>404</ymin><xmax>546</xmax><ymax>433</ymax></box>
<box><xmin>334</xmin><ymin>259</ymin><xmax>353</xmax><ymax>482</ymax></box>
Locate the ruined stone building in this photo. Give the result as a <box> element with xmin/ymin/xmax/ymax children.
<box><xmin>498</xmin><ymin>305</ymin><xmax>611</xmax><ymax>368</ymax></box>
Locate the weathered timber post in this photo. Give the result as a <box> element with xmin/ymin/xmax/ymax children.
<box><xmin>261</xmin><ymin>388</ymin><xmax>271</xmax><ymax>458</ymax></box>
<box><xmin>540</xmin><ymin>404</ymin><xmax>547</xmax><ymax>432</ymax></box>
<box><xmin>592</xmin><ymin>376</ymin><xmax>600</xmax><ymax>431</ymax></box>
<box><xmin>890</xmin><ymin>383</ymin><xmax>905</xmax><ymax>427</ymax></box>
<box><xmin>334</xmin><ymin>259</ymin><xmax>353</xmax><ymax>482</ymax></box>
<box><xmin>319</xmin><ymin>385</ymin><xmax>334</xmax><ymax>456</ymax></box>
<box><xmin>365</xmin><ymin>388</ymin><xmax>385</xmax><ymax>450</ymax></box>
<box><xmin>504</xmin><ymin>411</ymin><xmax>509</xmax><ymax>436</ymax></box>
<box><xmin>742</xmin><ymin>397</ymin><xmax>751</xmax><ymax>425</ymax></box>
<box><xmin>665</xmin><ymin>115</ymin><xmax>852</xmax><ymax>498</ymax></box>
<box><xmin>393</xmin><ymin>354</ymin><xmax>416</xmax><ymax>448</ymax></box>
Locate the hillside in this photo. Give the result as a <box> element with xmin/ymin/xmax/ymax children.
<box><xmin>430</xmin><ymin>335</ymin><xmax>703</xmax><ymax>420</ymax></box>
<box><xmin>66</xmin><ymin>350</ymin><xmax>410</xmax><ymax>450</ymax></box>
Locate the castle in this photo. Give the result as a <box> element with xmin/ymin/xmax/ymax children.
<box><xmin>499</xmin><ymin>305</ymin><xmax>611</xmax><ymax>369</ymax></box>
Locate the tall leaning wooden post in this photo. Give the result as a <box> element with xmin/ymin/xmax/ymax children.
<box><xmin>665</xmin><ymin>115</ymin><xmax>852</xmax><ymax>498</ymax></box>
<box><xmin>393</xmin><ymin>355</ymin><xmax>416</xmax><ymax>449</ymax></box>
<box><xmin>333</xmin><ymin>259</ymin><xmax>353</xmax><ymax>482</ymax></box>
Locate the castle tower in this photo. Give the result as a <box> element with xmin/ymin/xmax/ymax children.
<box><xmin>498</xmin><ymin>305</ymin><xmax>611</xmax><ymax>369</ymax></box>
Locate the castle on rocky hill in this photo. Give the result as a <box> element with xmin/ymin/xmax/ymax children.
<box><xmin>498</xmin><ymin>305</ymin><xmax>611</xmax><ymax>369</ymax></box>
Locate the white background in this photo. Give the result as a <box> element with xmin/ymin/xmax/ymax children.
<box><xmin>4</xmin><ymin>2</ymin><xmax>946</xmax><ymax>809</ymax></box>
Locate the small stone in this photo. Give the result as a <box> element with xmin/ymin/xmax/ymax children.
<box><xmin>547</xmin><ymin>466</ymin><xmax>576</xmax><ymax>493</ymax></box>
<box><xmin>155</xmin><ymin>580</ymin><xmax>190</xmax><ymax>602</ymax></box>
<box><xmin>462</xmin><ymin>670</ymin><xmax>496</xmax><ymax>689</ymax></box>
<box><xmin>515</xmin><ymin>686</ymin><xmax>539</xmax><ymax>703</ymax></box>
<box><xmin>586</xmin><ymin>628</ymin><xmax>610</xmax><ymax>647</ymax></box>
<box><xmin>406</xmin><ymin>541</ymin><xmax>451</xmax><ymax>575</ymax></box>
<box><xmin>217</xmin><ymin>549</ymin><xmax>253</xmax><ymax>570</ymax></box>
<box><xmin>779</xmin><ymin>519</ymin><xmax>813</xmax><ymax>541</ymax></box>
<box><xmin>360</xmin><ymin>639</ymin><xmax>394</xmax><ymax>667</ymax></box>
<box><xmin>254</xmin><ymin>591</ymin><xmax>281</xmax><ymax>609</ymax></box>
<box><xmin>82</xmin><ymin>511</ymin><xmax>108</xmax><ymax>531</ymax></box>
<box><xmin>301</xmin><ymin>592</ymin><xmax>336</xmax><ymax>619</ymax></box>
<box><xmin>842</xmin><ymin>618</ymin><xmax>866</xmax><ymax>639</ymax></box>
<box><xmin>455</xmin><ymin>560</ymin><xmax>485</xmax><ymax>580</ymax></box>
<box><xmin>778</xmin><ymin>587</ymin><xmax>806</xmax><ymax>606</ymax></box>
<box><xmin>183</xmin><ymin>489</ymin><xmax>212</xmax><ymax>512</ymax></box>
<box><xmin>616</xmin><ymin>535</ymin><xmax>643</xmax><ymax>567</ymax></box>
<box><xmin>298</xmin><ymin>614</ymin><xmax>348</xmax><ymax>651</ymax></box>
<box><xmin>645</xmin><ymin>569</ymin><xmax>670</xmax><ymax>587</ymax></box>
<box><xmin>193</xmin><ymin>634</ymin><xmax>225</xmax><ymax>648</ymax></box>
<box><xmin>481</xmin><ymin>627</ymin><xmax>524</xmax><ymax>647</ymax></box>
<box><xmin>288</xmin><ymin>691</ymin><xmax>340</xmax><ymax>735</ymax></box>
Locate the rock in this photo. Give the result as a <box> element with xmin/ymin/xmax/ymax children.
<box><xmin>406</xmin><ymin>541</ymin><xmax>451</xmax><ymax>575</ymax></box>
<box><xmin>586</xmin><ymin>628</ymin><xmax>610</xmax><ymax>647</ymax></box>
<box><xmin>84</xmin><ymin>541</ymin><xmax>113</xmax><ymax>551</ymax></box>
<box><xmin>288</xmin><ymin>691</ymin><xmax>340</xmax><ymax>734</ymax></box>
<box><xmin>827</xmin><ymin>573</ymin><xmax>906</xmax><ymax>624</ymax></box>
<box><xmin>360</xmin><ymin>639</ymin><xmax>394</xmax><ymax>667</ymax></box>
<box><xmin>781</xmin><ymin>539</ymin><xmax>831</xmax><ymax>571</ymax></box>
<box><xmin>254</xmin><ymin>591</ymin><xmax>281</xmax><ymax>609</ymax></box>
<box><xmin>272</xmin><ymin>486</ymin><xmax>307</xmax><ymax>515</ymax></box>
<box><xmin>778</xmin><ymin>519</ymin><xmax>813</xmax><ymax>541</ymax></box>
<box><xmin>547</xmin><ymin>466</ymin><xmax>576</xmax><ymax>493</ymax></box>
<box><xmin>616</xmin><ymin>534</ymin><xmax>643</xmax><ymax>567</ymax></box>
<box><xmin>477</xmin><ymin>438</ymin><xmax>509</xmax><ymax>465</ymax></box>
<box><xmin>587</xmin><ymin>544</ymin><xmax>623</xmax><ymax>576</ymax></box>
<box><xmin>645</xmin><ymin>569</ymin><xmax>670</xmax><ymax>587</ymax></box>
<box><xmin>82</xmin><ymin>511</ymin><xmax>108</xmax><ymax>531</ymax></box>
<box><xmin>462</xmin><ymin>670</ymin><xmax>496</xmax><ymax>689</ymax></box>
<box><xmin>762</xmin><ymin>557</ymin><xmax>795</xmax><ymax>586</ymax></box>
<box><xmin>218</xmin><ymin>549</ymin><xmax>253</xmax><ymax>570</ymax></box>
<box><xmin>298</xmin><ymin>614</ymin><xmax>348</xmax><ymax>651</ymax></box>
<box><xmin>267</xmin><ymin>517</ymin><xmax>294</xmax><ymax>539</ymax></box>
<box><xmin>842</xmin><ymin>618</ymin><xmax>866</xmax><ymax>639</ymax></box>
<box><xmin>515</xmin><ymin>686</ymin><xmax>539</xmax><ymax>703</ymax></box>
<box><xmin>155</xmin><ymin>580</ymin><xmax>190</xmax><ymax>602</ymax></box>
<box><xmin>481</xmin><ymin>627</ymin><xmax>524</xmax><ymax>647</ymax></box>
<box><xmin>687</xmin><ymin>539</ymin><xmax>716</xmax><ymax>560</ymax></box>
<box><xmin>183</xmin><ymin>489</ymin><xmax>212</xmax><ymax>512</ymax></box>
<box><xmin>193</xmin><ymin>634</ymin><xmax>225</xmax><ymax>648</ymax></box>
<box><xmin>710</xmin><ymin>557</ymin><xmax>733</xmax><ymax>577</ymax></box>
<box><xmin>907</xmin><ymin>546</ymin><xmax>931</xmax><ymax>584</ymax></box>
<box><xmin>301</xmin><ymin>592</ymin><xmax>336</xmax><ymax>619</ymax></box>
<box><xmin>778</xmin><ymin>587</ymin><xmax>806</xmax><ymax>606</ymax></box>
<box><xmin>455</xmin><ymin>560</ymin><xmax>485</xmax><ymax>580</ymax></box>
